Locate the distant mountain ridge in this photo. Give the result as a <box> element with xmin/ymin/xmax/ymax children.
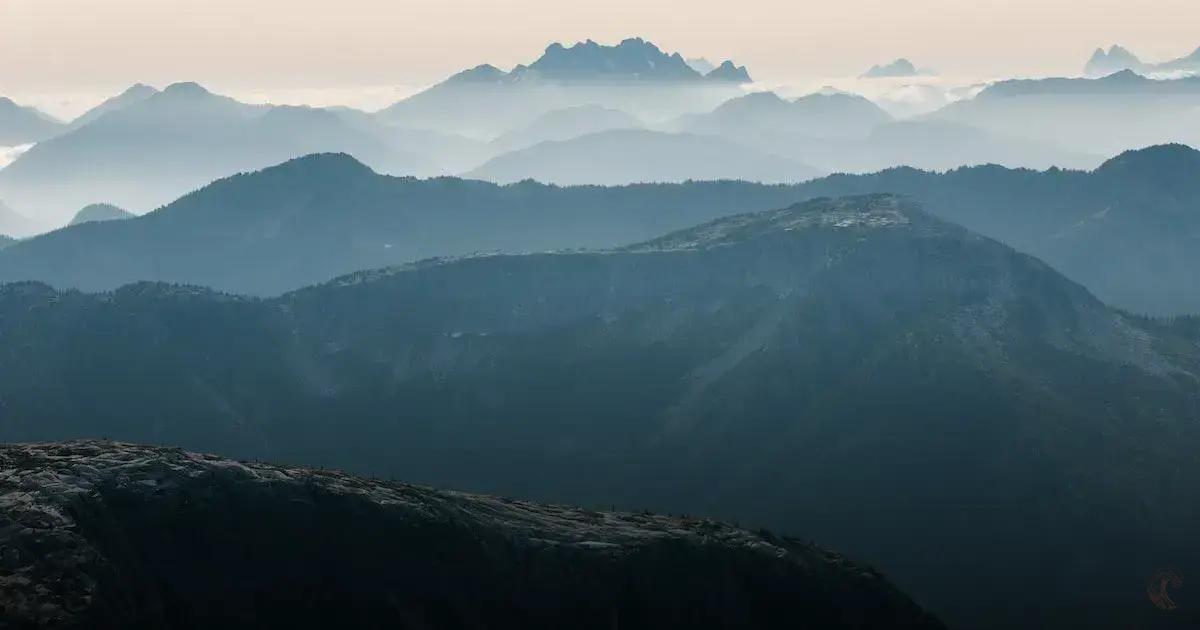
<box><xmin>488</xmin><ymin>104</ymin><xmax>643</xmax><ymax>153</ymax></box>
<box><xmin>0</xmin><ymin>82</ymin><xmax>438</xmax><ymax>228</ymax></box>
<box><xmin>861</xmin><ymin>58</ymin><xmax>931</xmax><ymax>78</ymax></box>
<box><xmin>681</xmin><ymin>90</ymin><xmax>892</xmax><ymax>139</ymax></box>
<box><xmin>930</xmin><ymin>72</ymin><xmax>1200</xmax><ymax>158</ymax></box>
<box><xmin>704</xmin><ymin>60</ymin><xmax>752</xmax><ymax>83</ymax></box>
<box><xmin>672</xmin><ymin>91</ymin><xmax>1098</xmax><ymax>173</ymax></box>
<box><xmin>377</xmin><ymin>38</ymin><xmax>750</xmax><ymax>137</ymax></box>
<box><xmin>1084</xmin><ymin>43</ymin><xmax>1200</xmax><ymax>76</ymax></box>
<box><xmin>1</xmin><ymin>144</ymin><xmax>1197</xmax><ymax>313</ymax></box>
<box><xmin>466</xmin><ymin>129</ymin><xmax>820</xmax><ymax>186</ymax></box>
<box><xmin>0</xmin><ymin>153</ymin><xmax>821</xmax><ymax>295</ymax></box>
<box><xmin>66</xmin><ymin>83</ymin><xmax>159</xmax><ymax>130</ymax></box>
<box><xmin>976</xmin><ymin>69</ymin><xmax>1200</xmax><ymax>98</ymax></box>
<box><xmin>457</xmin><ymin>37</ymin><xmax>752</xmax><ymax>84</ymax></box>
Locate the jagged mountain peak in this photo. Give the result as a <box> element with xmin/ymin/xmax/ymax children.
<box><xmin>524</xmin><ymin>36</ymin><xmax>700</xmax><ymax>81</ymax></box>
<box><xmin>706</xmin><ymin>60</ymin><xmax>753</xmax><ymax>83</ymax></box>
<box><xmin>861</xmin><ymin>58</ymin><xmax>924</xmax><ymax>78</ymax></box>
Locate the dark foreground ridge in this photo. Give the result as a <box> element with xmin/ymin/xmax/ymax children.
<box><xmin>0</xmin><ymin>441</ymin><xmax>944</xmax><ymax>630</ymax></box>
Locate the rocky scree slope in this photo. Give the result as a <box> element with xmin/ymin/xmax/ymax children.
<box><xmin>0</xmin><ymin>441</ymin><xmax>944</xmax><ymax>630</ymax></box>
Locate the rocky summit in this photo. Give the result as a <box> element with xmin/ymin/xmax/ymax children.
<box><xmin>0</xmin><ymin>441</ymin><xmax>944</xmax><ymax>630</ymax></box>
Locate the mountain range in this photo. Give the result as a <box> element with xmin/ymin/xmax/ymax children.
<box><xmin>516</xmin><ymin>38</ymin><xmax>751</xmax><ymax>83</ymax></box>
<box><xmin>376</xmin><ymin>38</ymin><xmax>749</xmax><ymax>137</ymax></box>
<box><xmin>860</xmin><ymin>58</ymin><xmax>932</xmax><ymax>78</ymax></box>
<box><xmin>1</xmin><ymin>195</ymin><xmax>1197</xmax><ymax>629</ymax></box>
<box><xmin>1085</xmin><ymin>44</ymin><xmax>1200</xmax><ymax>76</ymax></box>
<box><xmin>930</xmin><ymin>71</ymin><xmax>1200</xmax><ymax>158</ymax></box>
<box><xmin>0</xmin><ymin>153</ymin><xmax>817</xmax><ymax>295</ymax></box>
<box><xmin>5</xmin><ymin>30</ymin><xmax>1200</xmax><ymax>630</ymax></box>
<box><xmin>679</xmin><ymin>91</ymin><xmax>892</xmax><ymax>140</ymax></box>
<box><xmin>10</xmin><ymin>50</ymin><xmax>1200</xmax><ymax>234</ymax></box>
<box><xmin>3</xmin><ymin>144</ymin><xmax>1196</xmax><ymax>314</ymax></box>
<box><xmin>0</xmin><ymin>440</ymin><xmax>944</xmax><ymax>630</ymax></box>
<box><xmin>672</xmin><ymin>90</ymin><xmax>1100</xmax><ymax>173</ymax></box>
<box><xmin>0</xmin><ymin>82</ymin><xmax>442</xmax><ymax>230</ymax></box>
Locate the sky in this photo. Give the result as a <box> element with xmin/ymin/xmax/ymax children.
<box><xmin>2</xmin><ymin>0</ymin><xmax>1198</xmax><ymax>117</ymax></box>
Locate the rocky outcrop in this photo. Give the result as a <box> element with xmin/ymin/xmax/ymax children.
<box><xmin>0</xmin><ymin>441</ymin><xmax>944</xmax><ymax>630</ymax></box>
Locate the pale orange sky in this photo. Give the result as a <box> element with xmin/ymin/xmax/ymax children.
<box><xmin>1</xmin><ymin>0</ymin><xmax>1197</xmax><ymax>96</ymax></box>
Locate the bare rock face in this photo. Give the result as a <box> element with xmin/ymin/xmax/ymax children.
<box><xmin>0</xmin><ymin>441</ymin><xmax>944</xmax><ymax>630</ymax></box>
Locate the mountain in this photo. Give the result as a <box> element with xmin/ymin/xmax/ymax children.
<box><xmin>377</xmin><ymin>38</ymin><xmax>746</xmax><ymax>137</ymax></box>
<box><xmin>673</xmin><ymin>92</ymin><xmax>1094</xmax><ymax>173</ymax></box>
<box><xmin>930</xmin><ymin>72</ymin><xmax>1200</xmax><ymax>158</ymax></box>
<box><xmin>1084</xmin><ymin>45</ymin><xmax>1145</xmax><ymax>76</ymax></box>
<box><xmin>860</xmin><ymin>58</ymin><xmax>929</xmax><ymax>78</ymax></box>
<box><xmin>704</xmin><ymin>60</ymin><xmax>753</xmax><ymax>83</ymax></box>
<box><xmin>0</xmin><ymin>440</ymin><xmax>944</xmax><ymax>630</ymax></box>
<box><xmin>522</xmin><ymin>38</ymin><xmax>704</xmax><ymax>82</ymax></box>
<box><xmin>489</xmin><ymin>104</ymin><xmax>643</xmax><ymax>153</ymax></box>
<box><xmin>2</xmin><ymin>144</ymin><xmax>1199</xmax><ymax>313</ymax></box>
<box><xmin>0</xmin><ymin>153</ymin><xmax>822</xmax><ymax>295</ymax></box>
<box><xmin>0</xmin><ymin>96</ymin><xmax>64</xmax><ymax>145</ymax></box>
<box><xmin>0</xmin><ymin>235</ymin><xmax>13</xmax><ymax>250</ymax></box>
<box><xmin>682</xmin><ymin>91</ymin><xmax>892</xmax><ymax>140</ymax></box>
<box><xmin>466</xmin><ymin>129</ymin><xmax>819</xmax><ymax>186</ymax></box>
<box><xmin>1084</xmin><ymin>44</ymin><xmax>1200</xmax><ymax>76</ymax></box>
<box><xmin>0</xmin><ymin>82</ymin><xmax>433</xmax><ymax>228</ymax></box>
<box><xmin>789</xmin><ymin>144</ymin><xmax>1200</xmax><ymax>314</ymax></box>
<box><xmin>66</xmin><ymin>83</ymin><xmax>159</xmax><ymax>130</ymax></box>
<box><xmin>68</xmin><ymin>202</ymin><xmax>134</xmax><ymax>225</ymax></box>
<box><xmin>2</xmin><ymin>196</ymin><xmax>1199</xmax><ymax>629</ymax></box>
